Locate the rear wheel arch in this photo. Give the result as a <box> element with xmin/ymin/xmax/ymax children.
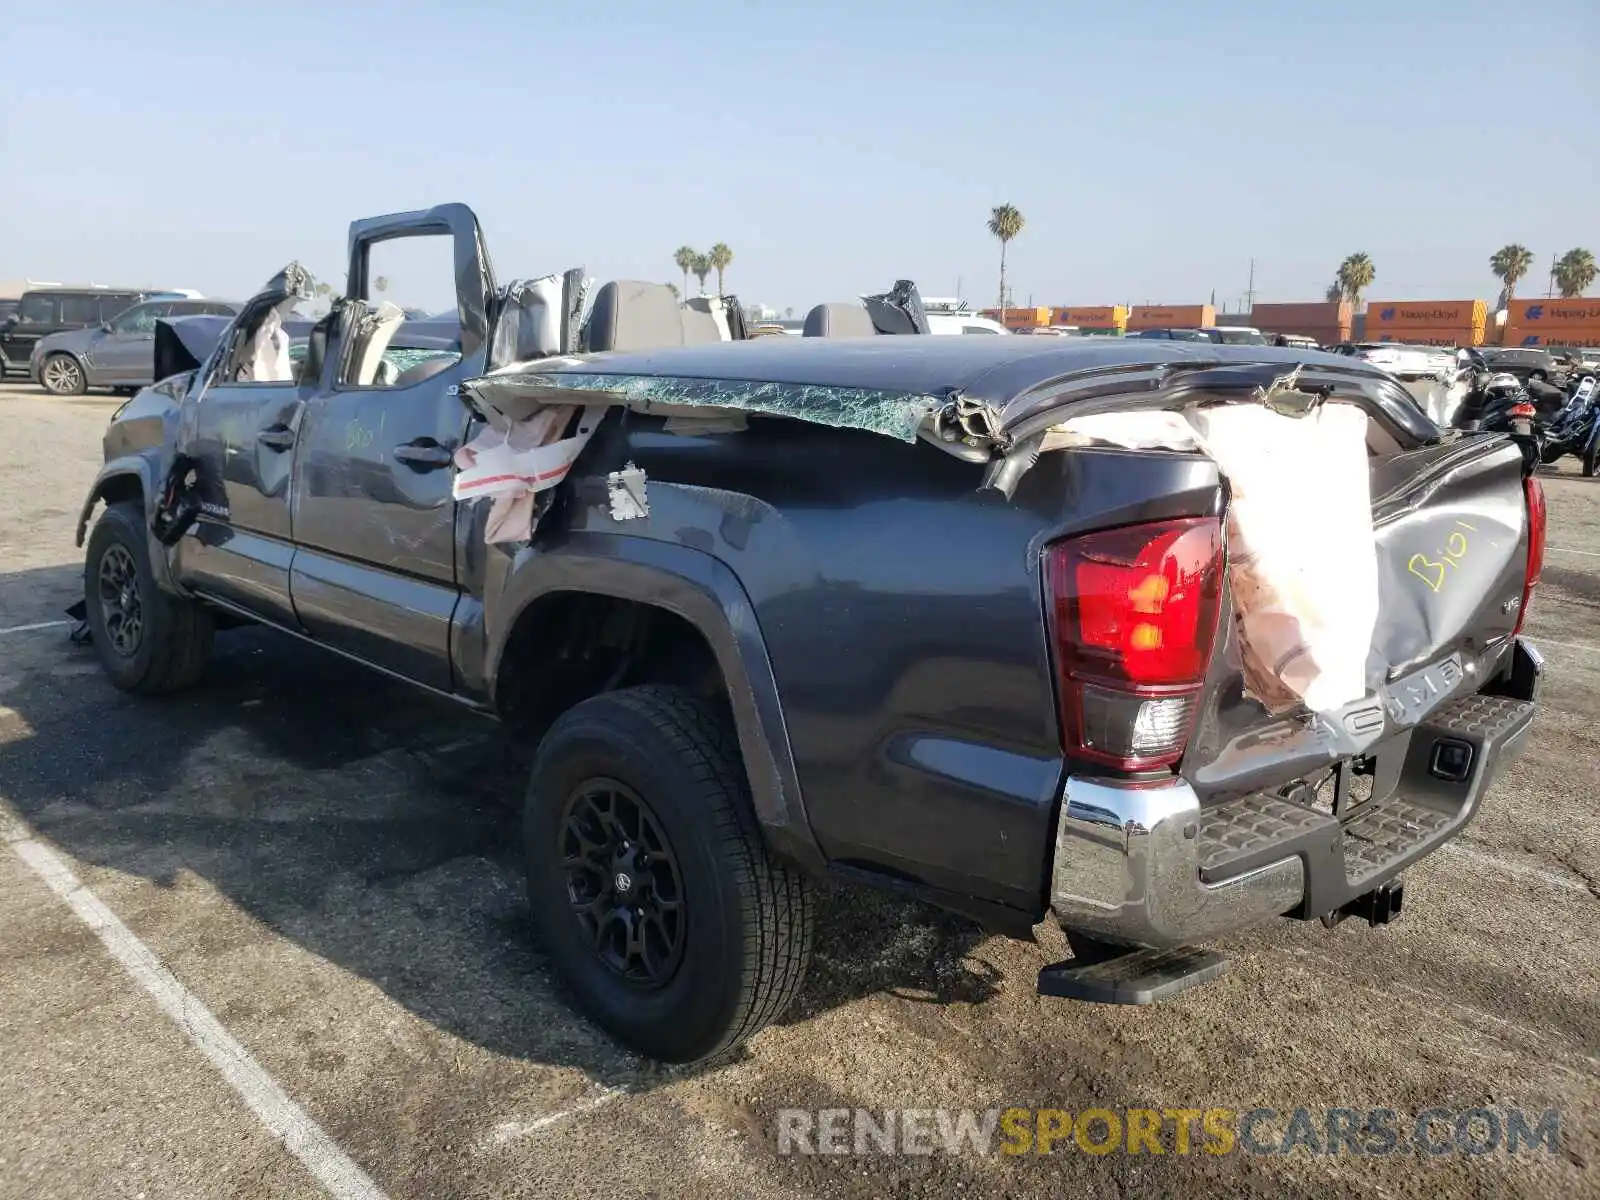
<box><xmin>488</xmin><ymin>549</ymin><xmax>822</xmax><ymax>872</ymax></box>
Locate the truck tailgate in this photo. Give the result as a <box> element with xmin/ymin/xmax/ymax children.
<box><xmin>1183</xmin><ymin>432</ymin><xmax>1537</xmax><ymax>803</ymax></box>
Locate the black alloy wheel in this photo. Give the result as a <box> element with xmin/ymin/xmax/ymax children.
<box><xmin>557</xmin><ymin>778</ymin><xmax>687</xmax><ymax>988</ymax></box>
<box><xmin>96</xmin><ymin>542</ymin><xmax>144</xmax><ymax>657</ymax></box>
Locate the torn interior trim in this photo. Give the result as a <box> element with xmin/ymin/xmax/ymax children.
<box><xmin>461</xmin><ymin>370</ymin><xmax>943</xmax><ymax>443</ymax></box>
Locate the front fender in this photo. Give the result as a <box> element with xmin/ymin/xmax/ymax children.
<box><xmin>75</xmin><ymin>453</ymin><xmax>183</xmax><ymax>596</ymax></box>
<box><xmin>487</xmin><ymin>534</ymin><xmax>822</xmax><ymax>872</ymax></box>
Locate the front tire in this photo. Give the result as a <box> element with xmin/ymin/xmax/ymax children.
<box><xmin>83</xmin><ymin>501</ymin><xmax>214</xmax><ymax>693</ymax></box>
<box><xmin>41</xmin><ymin>353</ymin><xmax>87</xmax><ymax>396</ymax></box>
<box><xmin>523</xmin><ymin>685</ymin><xmax>813</xmax><ymax>1064</ymax></box>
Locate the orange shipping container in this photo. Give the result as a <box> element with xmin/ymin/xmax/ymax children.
<box><xmin>982</xmin><ymin>306</ymin><xmax>1050</xmax><ymax>328</ymax></box>
<box><xmin>1504</xmin><ymin>324</ymin><xmax>1600</xmax><ymax>349</ymax></box>
<box><xmin>1050</xmin><ymin>305</ymin><xmax>1128</xmax><ymax>330</ymax></box>
<box><xmin>1250</xmin><ymin>300</ymin><xmax>1351</xmax><ymax>327</ymax></box>
<box><xmin>1504</xmin><ymin>298</ymin><xmax>1600</xmax><ymax>330</ymax></box>
<box><xmin>1368</xmin><ymin>326</ymin><xmax>1481</xmax><ymax>348</ymax></box>
<box><xmin>1128</xmin><ymin>304</ymin><xmax>1215</xmax><ymax>330</ymax></box>
<box><xmin>1365</xmin><ymin>300</ymin><xmax>1486</xmax><ymax>331</ymax></box>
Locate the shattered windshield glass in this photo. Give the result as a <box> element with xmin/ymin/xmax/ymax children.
<box><xmin>466</xmin><ymin>370</ymin><xmax>941</xmax><ymax>443</ymax></box>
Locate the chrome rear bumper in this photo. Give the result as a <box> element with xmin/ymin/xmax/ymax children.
<box><xmin>1049</xmin><ymin>777</ymin><xmax>1304</xmax><ymax>949</ymax></box>
<box><xmin>1050</xmin><ymin>645</ymin><xmax>1541</xmax><ymax>950</ymax></box>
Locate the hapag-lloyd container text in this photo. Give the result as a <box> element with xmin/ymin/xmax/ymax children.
<box><xmin>1366</xmin><ymin>300</ymin><xmax>1487</xmax><ymax>329</ymax></box>
<box><xmin>1128</xmin><ymin>304</ymin><xmax>1215</xmax><ymax>331</ymax></box>
<box><xmin>1507</xmin><ymin>298</ymin><xmax>1600</xmax><ymax>328</ymax></box>
<box><xmin>1051</xmin><ymin>305</ymin><xmax>1129</xmax><ymax>331</ymax></box>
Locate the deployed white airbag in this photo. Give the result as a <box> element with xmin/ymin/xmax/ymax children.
<box><xmin>1053</xmin><ymin>401</ymin><xmax>1379</xmax><ymax>715</ymax></box>
<box><xmin>451</xmin><ymin>404</ymin><xmax>597</xmax><ymax>543</ymax></box>
<box><xmin>238</xmin><ymin>303</ymin><xmax>296</xmax><ymax>382</ymax></box>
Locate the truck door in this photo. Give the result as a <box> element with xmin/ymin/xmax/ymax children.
<box><xmin>286</xmin><ymin>204</ymin><xmax>495</xmax><ymax>692</ymax></box>
<box><xmin>166</xmin><ymin>267</ymin><xmax>315</xmax><ymax>628</ymax></box>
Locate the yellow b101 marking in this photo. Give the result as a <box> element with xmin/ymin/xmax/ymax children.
<box><xmin>1407</xmin><ymin>521</ymin><xmax>1478</xmax><ymax>594</ymax></box>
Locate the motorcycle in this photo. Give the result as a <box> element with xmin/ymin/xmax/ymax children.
<box><xmin>1535</xmin><ymin>373</ymin><xmax>1599</xmax><ymax>474</ymax></box>
<box><xmin>1449</xmin><ymin>361</ymin><xmax>1545</xmax><ymax>470</ymax></box>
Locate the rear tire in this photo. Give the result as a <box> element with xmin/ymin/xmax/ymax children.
<box><xmin>522</xmin><ymin>685</ymin><xmax>813</xmax><ymax>1064</ymax></box>
<box><xmin>1584</xmin><ymin>441</ymin><xmax>1599</xmax><ymax>478</ymax></box>
<box><xmin>83</xmin><ymin>500</ymin><xmax>214</xmax><ymax>694</ymax></box>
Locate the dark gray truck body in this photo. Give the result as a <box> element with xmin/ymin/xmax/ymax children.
<box><xmin>77</xmin><ymin>203</ymin><xmax>1543</xmax><ymax>1017</ymax></box>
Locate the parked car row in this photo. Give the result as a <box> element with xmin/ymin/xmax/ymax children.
<box><xmin>0</xmin><ymin>285</ymin><xmax>241</xmax><ymax>394</ymax></box>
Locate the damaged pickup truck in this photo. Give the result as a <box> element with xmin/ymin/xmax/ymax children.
<box><xmin>76</xmin><ymin>203</ymin><xmax>1545</xmax><ymax>1064</ymax></box>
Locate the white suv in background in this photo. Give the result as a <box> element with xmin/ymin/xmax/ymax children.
<box><xmin>927</xmin><ymin>312</ymin><xmax>1009</xmax><ymax>335</ymax></box>
<box><xmin>1331</xmin><ymin>341</ymin><xmax>1454</xmax><ymax>380</ymax></box>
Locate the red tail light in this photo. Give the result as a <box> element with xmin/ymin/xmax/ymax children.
<box><xmin>1515</xmin><ymin>475</ymin><xmax>1545</xmax><ymax>636</ymax></box>
<box><xmin>1509</xmin><ymin>402</ymin><xmax>1536</xmax><ymax>417</ymax></box>
<box><xmin>1045</xmin><ymin>517</ymin><xmax>1224</xmax><ymax>771</ymax></box>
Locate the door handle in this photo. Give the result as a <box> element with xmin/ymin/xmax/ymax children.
<box><xmin>392</xmin><ymin>439</ymin><xmax>455</xmax><ymax>470</ymax></box>
<box><xmin>257</xmin><ymin>426</ymin><xmax>295</xmax><ymax>451</ymax></box>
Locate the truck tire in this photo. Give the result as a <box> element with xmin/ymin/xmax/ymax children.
<box><xmin>83</xmin><ymin>501</ymin><xmax>214</xmax><ymax>694</ymax></box>
<box><xmin>522</xmin><ymin>684</ymin><xmax>813</xmax><ymax>1063</ymax></box>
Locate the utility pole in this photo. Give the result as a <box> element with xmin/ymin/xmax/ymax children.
<box><xmin>1245</xmin><ymin>257</ymin><xmax>1256</xmax><ymax>311</ymax></box>
<box><xmin>1547</xmin><ymin>253</ymin><xmax>1556</xmax><ymax>299</ymax></box>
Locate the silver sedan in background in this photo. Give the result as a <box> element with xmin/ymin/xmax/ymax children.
<box><xmin>29</xmin><ymin>297</ymin><xmax>241</xmax><ymax>395</ymax></box>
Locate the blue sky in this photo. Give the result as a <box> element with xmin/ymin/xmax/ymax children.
<box><xmin>2</xmin><ymin>0</ymin><xmax>1595</xmax><ymax>313</ymax></box>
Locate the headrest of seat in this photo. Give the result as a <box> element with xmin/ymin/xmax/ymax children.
<box><xmin>393</xmin><ymin>355</ymin><xmax>455</xmax><ymax>388</ymax></box>
<box><xmin>681</xmin><ymin>305</ymin><xmax>723</xmax><ymax>344</ymax></box>
<box><xmin>586</xmin><ymin>281</ymin><xmax>685</xmax><ymax>352</ymax></box>
<box><xmin>802</xmin><ymin>303</ymin><xmax>877</xmax><ymax>338</ymax></box>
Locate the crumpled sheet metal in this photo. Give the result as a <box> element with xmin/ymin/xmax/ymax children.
<box><xmin>1051</xmin><ymin>402</ymin><xmax>1379</xmax><ymax>716</ymax></box>
<box><xmin>465</xmin><ymin>369</ymin><xmax>939</xmax><ymax>443</ymax></box>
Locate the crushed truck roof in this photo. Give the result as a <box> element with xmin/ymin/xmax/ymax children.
<box><xmin>535</xmin><ymin>335</ymin><xmax>1389</xmax><ymax>411</ymax></box>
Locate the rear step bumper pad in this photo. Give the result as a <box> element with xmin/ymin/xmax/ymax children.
<box><xmin>1049</xmin><ymin>656</ymin><xmax>1538</xmax><ymax>951</ymax></box>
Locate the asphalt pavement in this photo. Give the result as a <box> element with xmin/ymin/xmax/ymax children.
<box><xmin>0</xmin><ymin>384</ymin><xmax>1595</xmax><ymax>1199</ymax></box>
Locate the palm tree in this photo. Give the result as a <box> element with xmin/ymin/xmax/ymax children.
<box><xmin>708</xmin><ymin>243</ymin><xmax>733</xmax><ymax>296</ymax></box>
<box><xmin>665</xmin><ymin>281</ymin><xmax>680</xmax><ymax>300</ymax></box>
<box><xmin>374</xmin><ymin>275</ymin><xmax>389</xmax><ymax>296</ymax></box>
<box><xmin>1336</xmin><ymin>253</ymin><xmax>1375</xmax><ymax>305</ymax></box>
<box><xmin>1489</xmin><ymin>244</ymin><xmax>1535</xmax><ymax>304</ymax></box>
<box><xmin>987</xmin><ymin>204</ymin><xmax>1025</xmax><ymax>313</ymax></box>
<box><xmin>1324</xmin><ymin>281</ymin><xmax>1343</xmax><ymax>303</ymax></box>
<box><xmin>673</xmin><ymin>246</ymin><xmax>697</xmax><ymax>297</ymax></box>
<box><xmin>1553</xmin><ymin>248</ymin><xmax>1597</xmax><ymax>299</ymax></box>
<box><xmin>691</xmin><ymin>253</ymin><xmax>712</xmax><ymax>294</ymax></box>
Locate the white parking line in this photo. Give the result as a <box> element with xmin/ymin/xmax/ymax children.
<box><xmin>1441</xmin><ymin>841</ymin><xmax>1594</xmax><ymax>897</ymax></box>
<box><xmin>478</xmin><ymin>1086</ymin><xmax>628</xmax><ymax>1153</ymax></box>
<box><xmin>1</xmin><ymin>815</ymin><xmax>390</xmax><ymax>1200</ymax></box>
<box><xmin>1548</xmin><ymin>546</ymin><xmax>1600</xmax><ymax>557</ymax></box>
<box><xmin>1529</xmin><ymin>636</ymin><xmax>1600</xmax><ymax>656</ymax></box>
<box><xmin>0</xmin><ymin>620</ymin><xmax>69</xmax><ymax>637</ymax></box>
